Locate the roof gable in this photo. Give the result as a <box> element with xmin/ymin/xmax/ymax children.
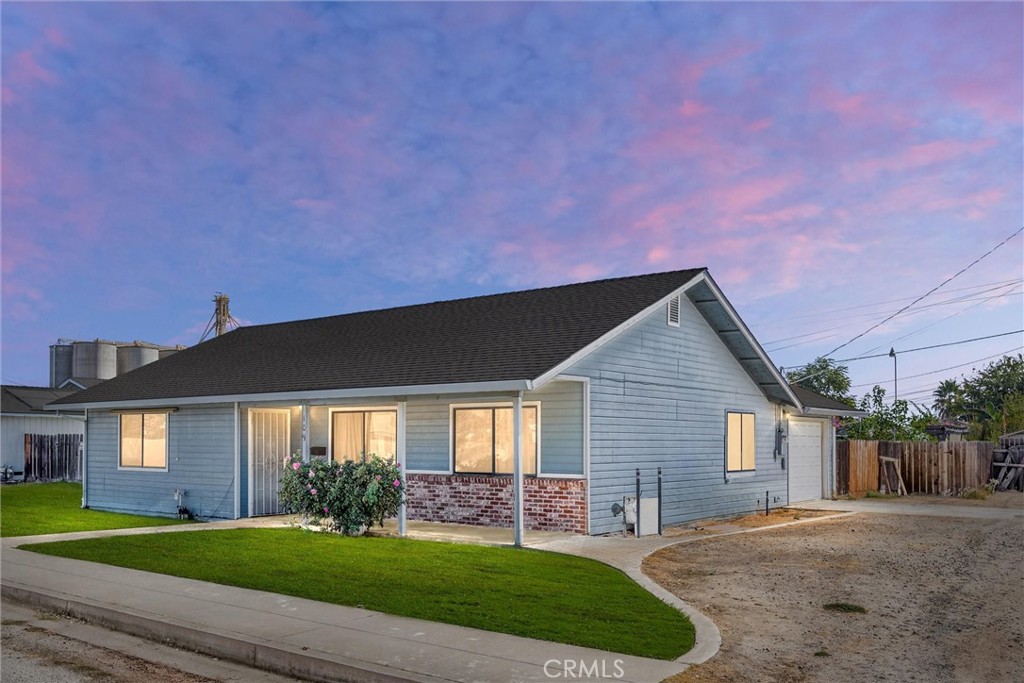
<box><xmin>2</xmin><ymin>385</ymin><xmax>79</xmax><ymax>413</ymax></box>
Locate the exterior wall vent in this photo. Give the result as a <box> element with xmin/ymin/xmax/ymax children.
<box><xmin>667</xmin><ymin>296</ymin><xmax>680</xmax><ymax>327</ymax></box>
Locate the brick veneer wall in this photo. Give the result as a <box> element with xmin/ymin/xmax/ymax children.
<box><xmin>405</xmin><ymin>474</ymin><xmax>588</xmax><ymax>534</ymax></box>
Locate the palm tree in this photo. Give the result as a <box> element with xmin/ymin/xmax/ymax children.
<box><xmin>932</xmin><ymin>379</ymin><xmax>962</xmax><ymax>419</ymax></box>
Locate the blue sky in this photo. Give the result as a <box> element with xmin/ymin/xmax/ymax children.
<box><xmin>2</xmin><ymin>2</ymin><xmax>1022</xmax><ymax>407</ymax></box>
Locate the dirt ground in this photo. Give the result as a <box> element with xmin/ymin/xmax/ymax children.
<box><xmin>0</xmin><ymin>602</ymin><xmax>296</xmax><ymax>683</ymax></box>
<box><xmin>646</xmin><ymin>494</ymin><xmax>1024</xmax><ymax>683</ymax></box>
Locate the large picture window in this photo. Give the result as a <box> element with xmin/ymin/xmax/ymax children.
<box><xmin>726</xmin><ymin>411</ymin><xmax>755</xmax><ymax>473</ymax></box>
<box><xmin>332</xmin><ymin>410</ymin><xmax>397</xmax><ymax>463</ymax></box>
<box><xmin>119</xmin><ymin>413</ymin><xmax>168</xmax><ymax>469</ymax></box>
<box><xmin>453</xmin><ymin>405</ymin><xmax>538</xmax><ymax>475</ymax></box>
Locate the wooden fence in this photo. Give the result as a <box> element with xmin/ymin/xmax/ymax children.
<box><xmin>835</xmin><ymin>440</ymin><xmax>993</xmax><ymax>496</ymax></box>
<box><xmin>24</xmin><ymin>433</ymin><xmax>82</xmax><ymax>482</ymax></box>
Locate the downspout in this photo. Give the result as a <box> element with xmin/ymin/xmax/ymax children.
<box><xmin>513</xmin><ymin>391</ymin><xmax>524</xmax><ymax>547</ymax></box>
<box><xmin>81</xmin><ymin>408</ymin><xmax>88</xmax><ymax>508</ymax></box>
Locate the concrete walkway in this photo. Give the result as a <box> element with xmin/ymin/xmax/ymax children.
<box><xmin>1</xmin><ymin>520</ymin><xmax>686</xmax><ymax>683</ymax></box>
<box><xmin>793</xmin><ymin>498</ymin><xmax>1024</xmax><ymax>520</ymax></box>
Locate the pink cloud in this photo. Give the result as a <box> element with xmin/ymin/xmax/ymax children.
<box><xmin>44</xmin><ymin>27</ymin><xmax>69</xmax><ymax>48</ymax></box>
<box><xmin>10</xmin><ymin>50</ymin><xmax>58</xmax><ymax>85</ymax></box>
<box><xmin>678</xmin><ymin>99</ymin><xmax>711</xmax><ymax>118</ymax></box>
<box><xmin>843</xmin><ymin>138</ymin><xmax>996</xmax><ymax>182</ymax></box>
<box><xmin>646</xmin><ymin>246</ymin><xmax>671</xmax><ymax>265</ymax></box>
<box><xmin>713</xmin><ymin>174</ymin><xmax>800</xmax><ymax>214</ymax></box>
<box><xmin>747</xmin><ymin>118</ymin><xmax>772</xmax><ymax>132</ymax></box>
<box><xmin>743</xmin><ymin>203</ymin><xmax>823</xmax><ymax>227</ymax></box>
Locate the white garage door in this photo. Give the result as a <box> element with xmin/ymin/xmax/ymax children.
<box><xmin>789</xmin><ymin>419</ymin><xmax>823</xmax><ymax>503</ymax></box>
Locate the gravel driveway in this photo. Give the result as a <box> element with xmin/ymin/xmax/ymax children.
<box><xmin>645</xmin><ymin>494</ymin><xmax>1024</xmax><ymax>683</ymax></box>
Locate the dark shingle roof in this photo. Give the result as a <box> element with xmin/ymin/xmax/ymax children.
<box><xmin>2</xmin><ymin>385</ymin><xmax>80</xmax><ymax>413</ymax></box>
<box><xmin>54</xmin><ymin>269</ymin><xmax>705</xmax><ymax>406</ymax></box>
<box><xmin>789</xmin><ymin>385</ymin><xmax>861</xmax><ymax>413</ymax></box>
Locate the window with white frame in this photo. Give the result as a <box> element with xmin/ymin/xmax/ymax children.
<box><xmin>331</xmin><ymin>410</ymin><xmax>397</xmax><ymax>463</ymax></box>
<box><xmin>726</xmin><ymin>411</ymin><xmax>755</xmax><ymax>473</ymax></box>
<box><xmin>453</xmin><ymin>405</ymin><xmax>538</xmax><ymax>475</ymax></box>
<box><xmin>119</xmin><ymin>413</ymin><xmax>168</xmax><ymax>469</ymax></box>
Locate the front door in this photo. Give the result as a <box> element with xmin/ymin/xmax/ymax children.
<box><xmin>249</xmin><ymin>409</ymin><xmax>291</xmax><ymax>516</ymax></box>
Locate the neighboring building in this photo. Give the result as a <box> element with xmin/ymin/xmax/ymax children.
<box><xmin>48</xmin><ymin>339</ymin><xmax>185</xmax><ymax>388</ymax></box>
<box><xmin>51</xmin><ymin>269</ymin><xmax>863</xmax><ymax>535</ymax></box>
<box><xmin>925</xmin><ymin>420</ymin><xmax>970</xmax><ymax>442</ymax></box>
<box><xmin>1</xmin><ymin>385</ymin><xmax>84</xmax><ymax>472</ymax></box>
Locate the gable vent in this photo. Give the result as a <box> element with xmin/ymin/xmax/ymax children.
<box><xmin>667</xmin><ymin>295</ymin><xmax>680</xmax><ymax>327</ymax></box>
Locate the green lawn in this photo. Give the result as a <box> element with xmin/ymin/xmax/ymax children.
<box><xmin>1</xmin><ymin>482</ymin><xmax>191</xmax><ymax>537</ymax></box>
<box><xmin>25</xmin><ymin>528</ymin><xmax>694</xmax><ymax>659</ymax></box>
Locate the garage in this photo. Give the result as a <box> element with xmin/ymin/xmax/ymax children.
<box><xmin>788</xmin><ymin>418</ymin><xmax>824</xmax><ymax>503</ymax></box>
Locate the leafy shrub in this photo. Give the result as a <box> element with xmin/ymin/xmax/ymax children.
<box><xmin>279</xmin><ymin>452</ymin><xmax>404</xmax><ymax>535</ymax></box>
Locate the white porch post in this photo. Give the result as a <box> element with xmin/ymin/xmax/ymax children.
<box><xmin>513</xmin><ymin>391</ymin><xmax>524</xmax><ymax>547</ymax></box>
<box><xmin>301</xmin><ymin>401</ymin><xmax>310</xmax><ymax>461</ymax></box>
<box><xmin>233</xmin><ymin>402</ymin><xmax>240</xmax><ymax>519</ymax></box>
<box><xmin>397</xmin><ymin>399</ymin><xmax>407</xmax><ymax>537</ymax></box>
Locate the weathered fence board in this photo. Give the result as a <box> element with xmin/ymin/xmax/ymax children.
<box><xmin>836</xmin><ymin>442</ymin><xmax>850</xmax><ymax>495</ymax></box>
<box><xmin>835</xmin><ymin>440</ymin><xmax>993</xmax><ymax>496</ymax></box>
<box><xmin>23</xmin><ymin>433</ymin><xmax>82</xmax><ymax>482</ymax></box>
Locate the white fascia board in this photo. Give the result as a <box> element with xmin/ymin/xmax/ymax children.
<box><xmin>696</xmin><ymin>273</ymin><xmax>804</xmax><ymax>410</ymax></box>
<box><xmin>803</xmin><ymin>407</ymin><xmax>868</xmax><ymax>418</ymax></box>
<box><xmin>531</xmin><ymin>271</ymin><xmax>706</xmax><ymax>390</ymax></box>
<box><xmin>45</xmin><ymin>379</ymin><xmax>533</xmax><ymax>411</ymax></box>
<box><xmin>2</xmin><ymin>411</ymin><xmax>85</xmax><ymax>420</ymax></box>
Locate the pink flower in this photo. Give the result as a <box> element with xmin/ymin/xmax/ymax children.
<box><xmin>323</xmin><ymin>506</ymin><xmax>329</xmax><ymax>514</ymax></box>
<box><xmin>396</xmin><ymin>463</ymin><xmax>401</xmax><ymax>468</ymax></box>
<box><xmin>292</xmin><ymin>462</ymin><xmax>301</xmax><ymax>471</ymax></box>
<box><xmin>308</xmin><ymin>470</ymin><xmax>315</xmax><ymax>479</ymax></box>
<box><xmin>393</xmin><ymin>479</ymin><xmax>401</xmax><ymax>487</ymax></box>
<box><xmin>310</xmin><ymin>488</ymin><xmax>317</xmax><ymax>496</ymax></box>
<box><xmin>376</xmin><ymin>475</ymin><xmax>382</xmax><ymax>481</ymax></box>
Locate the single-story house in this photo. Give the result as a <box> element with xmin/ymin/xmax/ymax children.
<box><xmin>50</xmin><ymin>269</ymin><xmax>863</xmax><ymax>539</ymax></box>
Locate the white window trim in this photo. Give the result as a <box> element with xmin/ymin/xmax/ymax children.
<box><xmin>449</xmin><ymin>401</ymin><xmax>542</xmax><ymax>476</ymax></box>
<box><xmin>724</xmin><ymin>410</ymin><xmax>756</xmax><ymax>479</ymax></box>
<box><xmin>327</xmin><ymin>405</ymin><xmax>399</xmax><ymax>463</ymax></box>
<box><xmin>117</xmin><ymin>411</ymin><xmax>170</xmax><ymax>472</ymax></box>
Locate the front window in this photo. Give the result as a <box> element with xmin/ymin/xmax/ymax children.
<box><xmin>726</xmin><ymin>411</ymin><xmax>755</xmax><ymax>472</ymax></box>
<box><xmin>454</xmin><ymin>406</ymin><xmax>538</xmax><ymax>475</ymax></box>
<box><xmin>119</xmin><ymin>413</ymin><xmax>167</xmax><ymax>469</ymax></box>
<box><xmin>332</xmin><ymin>410</ymin><xmax>397</xmax><ymax>462</ymax></box>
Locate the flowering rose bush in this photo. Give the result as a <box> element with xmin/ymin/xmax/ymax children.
<box><xmin>278</xmin><ymin>452</ymin><xmax>404</xmax><ymax>535</ymax></box>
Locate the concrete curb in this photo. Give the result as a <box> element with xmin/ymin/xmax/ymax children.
<box><xmin>1</xmin><ymin>583</ymin><xmax>442</xmax><ymax>683</ymax></box>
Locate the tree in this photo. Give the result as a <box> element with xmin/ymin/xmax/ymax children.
<box><xmin>937</xmin><ymin>354</ymin><xmax>1024</xmax><ymax>441</ymax></box>
<box><xmin>844</xmin><ymin>386</ymin><xmax>927</xmax><ymax>441</ymax></box>
<box><xmin>786</xmin><ymin>357</ymin><xmax>855</xmax><ymax>406</ymax></box>
<box><xmin>932</xmin><ymin>379</ymin><xmax>963</xmax><ymax>419</ymax></box>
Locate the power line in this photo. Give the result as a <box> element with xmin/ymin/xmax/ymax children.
<box><xmin>820</xmin><ymin>226</ymin><xmax>1023</xmax><ymax>359</ymax></box>
<box><xmin>787</xmin><ymin>329</ymin><xmax>1024</xmax><ymax>383</ymax></box>
<box><xmin>849</xmin><ymin>346</ymin><xmax>1024</xmax><ymax>389</ymax></box>
<box><xmin>751</xmin><ymin>278</ymin><xmax>1021</xmax><ymax>329</ymax></box>
<box><xmin>763</xmin><ymin>282</ymin><xmax>1021</xmax><ymax>352</ymax></box>
<box><xmin>854</xmin><ymin>282</ymin><xmax>1023</xmax><ymax>356</ymax></box>
<box><xmin>836</xmin><ymin>330</ymin><xmax>1023</xmax><ymax>363</ymax></box>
